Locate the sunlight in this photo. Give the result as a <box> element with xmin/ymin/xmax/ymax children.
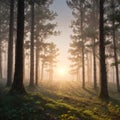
<box><xmin>58</xmin><ymin>67</ymin><xmax>66</xmax><ymax>76</ymax></box>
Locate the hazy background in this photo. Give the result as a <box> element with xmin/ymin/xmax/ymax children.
<box><xmin>49</xmin><ymin>0</ymin><xmax>73</xmax><ymax>80</ymax></box>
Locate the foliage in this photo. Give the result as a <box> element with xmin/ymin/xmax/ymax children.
<box><xmin>0</xmin><ymin>83</ymin><xmax>120</xmax><ymax>120</ymax></box>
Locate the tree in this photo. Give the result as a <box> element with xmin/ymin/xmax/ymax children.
<box><xmin>33</xmin><ymin>1</ymin><xmax>58</xmax><ymax>85</ymax></box>
<box><xmin>105</xmin><ymin>0</ymin><xmax>120</xmax><ymax>92</ymax></box>
<box><xmin>46</xmin><ymin>42</ymin><xmax>59</xmax><ymax>81</ymax></box>
<box><xmin>67</xmin><ymin>0</ymin><xmax>89</xmax><ymax>88</ymax></box>
<box><xmin>85</xmin><ymin>0</ymin><xmax>99</xmax><ymax>89</ymax></box>
<box><xmin>68</xmin><ymin>39</ymin><xmax>82</xmax><ymax>81</ymax></box>
<box><xmin>100</xmin><ymin>0</ymin><xmax>120</xmax><ymax>92</ymax></box>
<box><xmin>40</xmin><ymin>42</ymin><xmax>59</xmax><ymax>82</ymax></box>
<box><xmin>6</xmin><ymin>0</ymin><xmax>15</xmax><ymax>87</ymax></box>
<box><xmin>27</xmin><ymin>0</ymin><xmax>56</xmax><ymax>86</ymax></box>
<box><xmin>0</xmin><ymin>1</ymin><xmax>9</xmax><ymax>80</ymax></box>
<box><xmin>111</xmin><ymin>0</ymin><xmax>120</xmax><ymax>92</ymax></box>
<box><xmin>29</xmin><ymin>0</ymin><xmax>35</xmax><ymax>86</ymax></box>
<box><xmin>9</xmin><ymin>0</ymin><xmax>26</xmax><ymax>94</ymax></box>
<box><xmin>99</xmin><ymin>0</ymin><xmax>109</xmax><ymax>99</ymax></box>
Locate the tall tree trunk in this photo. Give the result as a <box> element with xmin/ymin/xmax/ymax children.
<box><xmin>86</xmin><ymin>53</ymin><xmax>90</xmax><ymax>84</ymax></box>
<box><xmin>41</xmin><ymin>62</ymin><xmax>44</xmax><ymax>81</ymax></box>
<box><xmin>6</xmin><ymin>0</ymin><xmax>15</xmax><ymax>87</ymax></box>
<box><xmin>9</xmin><ymin>0</ymin><xmax>26</xmax><ymax>94</ymax></box>
<box><xmin>93</xmin><ymin>38</ymin><xmax>97</xmax><ymax>89</ymax></box>
<box><xmin>113</xmin><ymin>66</ymin><xmax>115</xmax><ymax>84</ymax></box>
<box><xmin>89</xmin><ymin>52</ymin><xmax>92</xmax><ymax>85</ymax></box>
<box><xmin>35</xmin><ymin>47</ymin><xmax>39</xmax><ymax>86</ymax></box>
<box><xmin>99</xmin><ymin>0</ymin><xmax>109</xmax><ymax>99</ymax></box>
<box><xmin>82</xmin><ymin>45</ymin><xmax>85</xmax><ymax>88</ymax></box>
<box><xmin>30</xmin><ymin>1</ymin><xmax>35</xmax><ymax>86</ymax></box>
<box><xmin>77</xmin><ymin>67</ymin><xmax>79</xmax><ymax>81</ymax></box>
<box><xmin>0</xmin><ymin>42</ymin><xmax>2</xmax><ymax>79</ymax></box>
<box><xmin>4</xmin><ymin>47</ymin><xmax>7</xmax><ymax>79</ymax></box>
<box><xmin>111</xmin><ymin>1</ymin><xmax>120</xmax><ymax>92</ymax></box>
<box><xmin>80</xmin><ymin>4</ymin><xmax>85</xmax><ymax>88</ymax></box>
<box><xmin>92</xmin><ymin>0</ymin><xmax>97</xmax><ymax>89</ymax></box>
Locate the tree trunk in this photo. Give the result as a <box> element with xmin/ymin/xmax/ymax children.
<box><xmin>86</xmin><ymin>53</ymin><xmax>90</xmax><ymax>84</ymax></box>
<box><xmin>41</xmin><ymin>62</ymin><xmax>44</xmax><ymax>81</ymax></box>
<box><xmin>89</xmin><ymin>52</ymin><xmax>92</xmax><ymax>85</ymax></box>
<box><xmin>0</xmin><ymin>42</ymin><xmax>2</xmax><ymax>79</ymax></box>
<box><xmin>80</xmin><ymin>4</ymin><xmax>85</xmax><ymax>88</ymax></box>
<box><xmin>111</xmin><ymin>1</ymin><xmax>120</xmax><ymax>92</ymax></box>
<box><xmin>82</xmin><ymin>45</ymin><xmax>85</xmax><ymax>88</ymax></box>
<box><xmin>9</xmin><ymin>0</ymin><xmax>26</xmax><ymax>94</ymax></box>
<box><xmin>93</xmin><ymin>38</ymin><xmax>97</xmax><ymax>89</ymax></box>
<box><xmin>77</xmin><ymin>67</ymin><xmax>80</xmax><ymax>81</ymax></box>
<box><xmin>35</xmin><ymin>47</ymin><xmax>39</xmax><ymax>86</ymax></box>
<box><xmin>99</xmin><ymin>0</ymin><xmax>109</xmax><ymax>99</ymax></box>
<box><xmin>30</xmin><ymin>1</ymin><xmax>35</xmax><ymax>86</ymax></box>
<box><xmin>6</xmin><ymin>0</ymin><xmax>15</xmax><ymax>87</ymax></box>
<box><xmin>113</xmin><ymin>66</ymin><xmax>115</xmax><ymax>84</ymax></box>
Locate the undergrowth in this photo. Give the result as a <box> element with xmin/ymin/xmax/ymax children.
<box><xmin>0</xmin><ymin>82</ymin><xmax>120</xmax><ymax>120</ymax></box>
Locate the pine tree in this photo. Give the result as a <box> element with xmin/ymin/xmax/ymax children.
<box><xmin>99</xmin><ymin>0</ymin><xmax>109</xmax><ymax>99</ymax></box>
<box><xmin>6</xmin><ymin>0</ymin><xmax>15</xmax><ymax>87</ymax></box>
<box><xmin>9</xmin><ymin>0</ymin><xmax>26</xmax><ymax>94</ymax></box>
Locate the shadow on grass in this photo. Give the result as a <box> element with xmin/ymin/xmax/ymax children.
<box><xmin>83</xmin><ymin>88</ymin><xmax>98</xmax><ymax>96</ymax></box>
<box><xmin>109</xmin><ymin>97</ymin><xmax>120</xmax><ymax>105</ymax></box>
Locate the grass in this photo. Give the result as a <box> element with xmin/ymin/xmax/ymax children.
<box><xmin>0</xmin><ymin>81</ymin><xmax>120</xmax><ymax>120</ymax></box>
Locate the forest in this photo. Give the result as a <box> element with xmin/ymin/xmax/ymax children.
<box><xmin>0</xmin><ymin>0</ymin><xmax>120</xmax><ymax>120</ymax></box>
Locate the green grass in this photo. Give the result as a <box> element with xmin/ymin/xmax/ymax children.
<box><xmin>0</xmin><ymin>81</ymin><xmax>120</xmax><ymax>120</ymax></box>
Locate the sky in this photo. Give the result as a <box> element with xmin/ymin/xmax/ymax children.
<box><xmin>48</xmin><ymin>0</ymin><xmax>73</xmax><ymax>79</ymax></box>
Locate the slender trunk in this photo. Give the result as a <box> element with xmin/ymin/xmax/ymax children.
<box><xmin>112</xmin><ymin>1</ymin><xmax>120</xmax><ymax>92</ymax></box>
<box><xmin>4</xmin><ymin>47</ymin><xmax>7</xmax><ymax>79</ymax></box>
<box><xmin>92</xmin><ymin>0</ymin><xmax>97</xmax><ymax>89</ymax></box>
<box><xmin>77</xmin><ymin>67</ymin><xmax>79</xmax><ymax>81</ymax></box>
<box><xmin>113</xmin><ymin>66</ymin><xmax>115</xmax><ymax>84</ymax></box>
<box><xmin>7</xmin><ymin>0</ymin><xmax>15</xmax><ymax>86</ymax></box>
<box><xmin>41</xmin><ymin>62</ymin><xmax>44</xmax><ymax>81</ymax></box>
<box><xmin>82</xmin><ymin>47</ymin><xmax>85</xmax><ymax>88</ymax></box>
<box><xmin>0</xmin><ymin>11</ymin><xmax>2</xmax><ymax>80</ymax></box>
<box><xmin>89</xmin><ymin>52</ymin><xmax>92</xmax><ymax>85</ymax></box>
<box><xmin>30</xmin><ymin>1</ymin><xmax>35</xmax><ymax>86</ymax></box>
<box><xmin>80</xmin><ymin>5</ymin><xmax>85</xmax><ymax>88</ymax></box>
<box><xmin>35</xmin><ymin>47</ymin><xmax>39</xmax><ymax>86</ymax></box>
<box><xmin>82</xmin><ymin>46</ymin><xmax>85</xmax><ymax>88</ymax></box>
<box><xmin>97</xmin><ymin>59</ymin><xmax>100</xmax><ymax>86</ymax></box>
<box><xmin>0</xmin><ymin>42</ymin><xmax>2</xmax><ymax>79</ymax></box>
<box><xmin>87</xmin><ymin>53</ymin><xmax>90</xmax><ymax>84</ymax></box>
<box><xmin>99</xmin><ymin>0</ymin><xmax>109</xmax><ymax>99</ymax></box>
<box><xmin>10</xmin><ymin>0</ymin><xmax>26</xmax><ymax>94</ymax></box>
<box><xmin>93</xmin><ymin>38</ymin><xmax>97</xmax><ymax>89</ymax></box>
<box><xmin>23</xmin><ymin>50</ymin><xmax>25</xmax><ymax>82</ymax></box>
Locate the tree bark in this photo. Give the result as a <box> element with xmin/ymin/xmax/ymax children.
<box><xmin>0</xmin><ymin>42</ymin><xmax>2</xmax><ymax>79</ymax></box>
<box><xmin>9</xmin><ymin>0</ymin><xmax>26</xmax><ymax>94</ymax></box>
<box><xmin>6</xmin><ymin>0</ymin><xmax>15</xmax><ymax>87</ymax></box>
<box><xmin>29</xmin><ymin>0</ymin><xmax>35</xmax><ymax>86</ymax></box>
<box><xmin>111</xmin><ymin>1</ymin><xmax>120</xmax><ymax>92</ymax></box>
<box><xmin>82</xmin><ymin>43</ymin><xmax>85</xmax><ymax>88</ymax></box>
<box><xmin>99</xmin><ymin>0</ymin><xmax>109</xmax><ymax>99</ymax></box>
<box><xmin>41</xmin><ymin>62</ymin><xmax>44</xmax><ymax>81</ymax></box>
<box><xmin>35</xmin><ymin>47</ymin><xmax>39</xmax><ymax>86</ymax></box>
<box><xmin>80</xmin><ymin>3</ymin><xmax>85</xmax><ymax>88</ymax></box>
<box><xmin>93</xmin><ymin>38</ymin><xmax>97</xmax><ymax>89</ymax></box>
<box><xmin>86</xmin><ymin>53</ymin><xmax>90</xmax><ymax>84</ymax></box>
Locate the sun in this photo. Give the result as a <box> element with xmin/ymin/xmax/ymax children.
<box><xmin>58</xmin><ymin>68</ymin><xmax>66</xmax><ymax>75</ymax></box>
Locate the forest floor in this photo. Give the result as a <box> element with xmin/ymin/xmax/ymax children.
<box><xmin>0</xmin><ymin>81</ymin><xmax>120</xmax><ymax>120</ymax></box>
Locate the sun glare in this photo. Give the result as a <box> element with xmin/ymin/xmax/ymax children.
<box><xmin>58</xmin><ymin>68</ymin><xmax>66</xmax><ymax>75</ymax></box>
